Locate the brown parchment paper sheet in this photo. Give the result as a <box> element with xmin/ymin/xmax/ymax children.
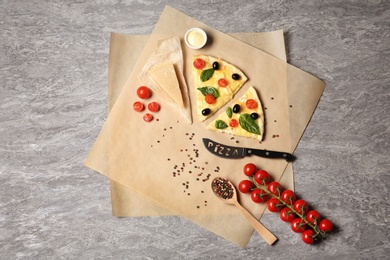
<box><xmin>84</xmin><ymin>6</ymin><xmax>326</xmax><ymax>248</ymax></box>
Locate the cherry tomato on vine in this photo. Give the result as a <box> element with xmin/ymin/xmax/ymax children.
<box><xmin>133</xmin><ymin>101</ymin><xmax>144</xmax><ymax>112</ymax></box>
<box><xmin>267</xmin><ymin>181</ymin><xmax>283</xmax><ymax>196</ymax></box>
<box><xmin>306</xmin><ymin>210</ymin><xmax>321</xmax><ymax>225</ymax></box>
<box><xmin>218</xmin><ymin>78</ymin><xmax>228</xmax><ymax>87</ymax></box>
<box><xmin>302</xmin><ymin>229</ymin><xmax>316</xmax><ymax>244</ymax></box>
<box><xmin>280</xmin><ymin>207</ymin><xmax>295</xmax><ymax>222</ymax></box>
<box><xmin>293</xmin><ymin>199</ymin><xmax>309</xmax><ymax>215</ymax></box>
<box><xmin>254</xmin><ymin>169</ymin><xmax>270</xmax><ymax>185</ymax></box>
<box><xmin>250</xmin><ymin>189</ymin><xmax>268</xmax><ymax>203</ymax></box>
<box><xmin>243</xmin><ymin>163</ymin><xmax>257</xmax><ymax>176</ymax></box>
<box><xmin>238</xmin><ymin>180</ymin><xmax>253</xmax><ymax>194</ymax></box>
<box><xmin>319</xmin><ymin>219</ymin><xmax>333</xmax><ymax>232</ymax></box>
<box><xmin>246</xmin><ymin>99</ymin><xmax>258</xmax><ymax>109</ymax></box>
<box><xmin>280</xmin><ymin>189</ymin><xmax>296</xmax><ymax>205</ymax></box>
<box><xmin>193</xmin><ymin>58</ymin><xmax>205</xmax><ymax>69</ymax></box>
<box><xmin>291</xmin><ymin>218</ymin><xmax>307</xmax><ymax>233</ymax></box>
<box><xmin>267</xmin><ymin>198</ymin><xmax>284</xmax><ymax>212</ymax></box>
<box><xmin>137</xmin><ymin>86</ymin><xmax>151</xmax><ymax>99</ymax></box>
<box><xmin>147</xmin><ymin>102</ymin><xmax>160</xmax><ymax>112</ymax></box>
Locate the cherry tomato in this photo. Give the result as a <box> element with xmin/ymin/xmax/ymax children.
<box><xmin>246</xmin><ymin>99</ymin><xmax>258</xmax><ymax>109</ymax></box>
<box><xmin>306</xmin><ymin>210</ymin><xmax>321</xmax><ymax>225</ymax></box>
<box><xmin>291</xmin><ymin>218</ymin><xmax>307</xmax><ymax>233</ymax></box>
<box><xmin>254</xmin><ymin>169</ymin><xmax>270</xmax><ymax>186</ymax></box>
<box><xmin>218</xmin><ymin>78</ymin><xmax>228</xmax><ymax>87</ymax></box>
<box><xmin>137</xmin><ymin>86</ymin><xmax>151</xmax><ymax>99</ymax></box>
<box><xmin>251</xmin><ymin>189</ymin><xmax>268</xmax><ymax>203</ymax></box>
<box><xmin>319</xmin><ymin>219</ymin><xmax>333</xmax><ymax>232</ymax></box>
<box><xmin>267</xmin><ymin>181</ymin><xmax>283</xmax><ymax>196</ymax></box>
<box><xmin>243</xmin><ymin>163</ymin><xmax>257</xmax><ymax>176</ymax></box>
<box><xmin>280</xmin><ymin>207</ymin><xmax>295</xmax><ymax>222</ymax></box>
<box><xmin>293</xmin><ymin>199</ymin><xmax>309</xmax><ymax>215</ymax></box>
<box><xmin>133</xmin><ymin>101</ymin><xmax>144</xmax><ymax>112</ymax></box>
<box><xmin>267</xmin><ymin>198</ymin><xmax>284</xmax><ymax>212</ymax></box>
<box><xmin>238</xmin><ymin>180</ymin><xmax>253</xmax><ymax>194</ymax></box>
<box><xmin>143</xmin><ymin>113</ymin><xmax>153</xmax><ymax>122</ymax></box>
<box><xmin>229</xmin><ymin>119</ymin><xmax>239</xmax><ymax>127</ymax></box>
<box><xmin>205</xmin><ymin>94</ymin><xmax>216</xmax><ymax>104</ymax></box>
<box><xmin>147</xmin><ymin>102</ymin><xmax>160</xmax><ymax>112</ymax></box>
<box><xmin>193</xmin><ymin>58</ymin><xmax>205</xmax><ymax>69</ymax></box>
<box><xmin>302</xmin><ymin>229</ymin><xmax>316</xmax><ymax>244</ymax></box>
<box><xmin>280</xmin><ymin>190</ymin><xmax>296</xmax><ymax>205</ymax></box>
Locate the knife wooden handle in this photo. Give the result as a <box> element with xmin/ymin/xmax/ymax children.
<box><xmin>234</xmin><ymin>201</ymin><xmax>277</xmax><ymax>245</ymax></box>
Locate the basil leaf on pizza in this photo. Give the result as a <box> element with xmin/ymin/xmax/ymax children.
<box><xmin>200</xmin><ymin>68</ymin><xmax>215</xmax><ymax>82</ymax></box>
<box><xmin>239</xmin><ymin>114</ymin><xmax>261</xmax><ymax>135</ymax></box>
<box><xmin>197</xmin><ymin>86</ymin><xmax>220</xmax><ymax>99</ymax></box>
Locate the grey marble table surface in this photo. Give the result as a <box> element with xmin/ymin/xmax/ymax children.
<box><xmin>1</xmin><ymin>1</ymin><xmax>389</xmax><ymax>259</ymax></box>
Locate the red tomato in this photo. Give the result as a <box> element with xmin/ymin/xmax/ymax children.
<box><xmin>243</xmin><ymin>163</ymin><xmax>257</xmax><ymax>176</ymax></box>
<box><xmin>267</xmin><ymin>181</ymin><xmax>283</xmax><ymax>196</ymax></box>
<box><xmin>291</xmin><ymin>218</ymin><xmax>307</xmax><ymax>233</ymax></box>
<box><xmin>267</xmin><ymin>198</ymin><xmax>284</xmax><ymax>212</ymax></box>
<box><xmin>306</xmin><ymin>210</ymin><xmax>321</xmax><ymax>225</ymax></box>
<box><xmin>319</xmin><ymin>219</ymin><xmax>333</xmax><ymax>232</ymax></box>
<box><xmin>254</xmin><ymin>169</ymin><xmax>270</xmax><ymax>186</ymax></box>
<box><xmin>280</xmin><ymin>207</ymin><xmax>295</xmax><ymax>222</ymax></box>
<box><xmin>246</xmin><ymin>99</ymin><xmax>258</xmax><ymax>109</ymax></box>
<box><xmin>218</xmin><ymin>78</ymin><xmax>228</xmax><ymax>87</ymax></box>
<box><xmin>238</xmin><ymin>180</ymin><xmax>253</xmax><ymax>194</ymax></box>
<box><xmin>143</xmin><ymin>113</ymin><xmax>153</xmax><ymax>122</ymax></box>
<box><xmin>133</xmin><ymin>101</ymin><xmax>144</xmax><ymax>112</ymax></box>
<box><xmin>205</xmin><ymin>94</ymin><xmax>216</xmax><ymax>104</ymax></box>
<box><xmin>147</xmin><ymin>102</ymin><xmax>160</xmax><ymax>112</ymax></box>
<box><xmin>229</xmin><ymin>119</ymin><xmax>239</xmax><ymax>127</ymax></box>
<box><xmin>250</xmin><ymin>189</ymin><xmax>268</xmax><ymax>203</ymax></box>
<box><xmin>302</xmin><ymin>229</ymin><xmax>316</xmax><ymax>244</ymax></box>
<box><xmin>193</xmin><ymin>58</ymin><xmax>205</xmax><ymax>69</ymax></box>
<box><xmin>293</xmin><ymin>199</ymin><xmax>309</xmax><ymax>215</ymax></box>
<box><xmin>280</xmin><ymin>190</ymin><xmax>296</xmax><ymax>205</ymax></box>
<box><xmin>137</xmin><ymin>86</ymin><xmax>151</xmax><ymax>99</ymax></box>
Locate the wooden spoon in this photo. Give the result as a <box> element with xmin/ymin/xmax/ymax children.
<box><xmin>211</xmin><ymin>177</ymin><xmax>277</xmax><ymax>245</ymax></box>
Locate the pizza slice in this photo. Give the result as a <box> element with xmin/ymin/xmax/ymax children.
<box><xmin>191</xmin><ymin>55</ymin><xmax>248</xmax><ymax>122</ymax></box>
<box><xmin>207</xmin><ymin>86</ymin><xmax>265</xmax><ymax>141</ymax></box>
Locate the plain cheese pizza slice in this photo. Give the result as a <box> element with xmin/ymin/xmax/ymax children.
<box><xmin>207</xmin><ymin>86</ymin><xmax>265</xmax><ymax>141</ymax></box>
<box><xmin>191</xmin><ymin>55</ymin><xmax>248</xmax><ymax>122</ymax></box>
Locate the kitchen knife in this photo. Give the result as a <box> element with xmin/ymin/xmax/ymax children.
<box><xmin>202</xmin><ymin>138</ymin><xmax>295</xmax><ymax>162</ymax></box>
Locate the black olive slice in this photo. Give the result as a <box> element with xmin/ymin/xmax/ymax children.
<box><xmin>232</xmin><ymin>73</ymin><xmax>240</xmax><ymax>80</ymax></box>
<box><xmin>202</xmin><ymin>108</ymin><xmax>211</xmax><ymax>116</ymax></box>
<box><xmin>232</xmin><ymin>104</ymin><xmax>240</xmax><ymax>113</ymax></box>
<box><xmin>212</xmin><ymin>62</ymin><xmax>219</xmax><ymax>70</ymax></box>
<box><xmin>251</xmin><ymin>113</ymin><xmax>259</xmax><ymax>120</ymax></box>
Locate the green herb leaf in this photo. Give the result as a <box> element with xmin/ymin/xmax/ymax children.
<box><xmin>239</xmin><ymin>114</ymin><xmax>260</xmax><ymax>135</ymax></box>
<box><xmin>200</xmin><ymin>68</ymin><xmax>215</xmax><ymax>82</ymax></box>
<box><xmin>226</xmin><ymin>107</ymin><xmax>233</xmax><ymax>118</ymax></box>
<box><xmin>215</xmin><ymin>120</ymin><xmax>228</xmax><ymax>129</ymax></box>
<box><xmin>197</xmin><ymin>86</ymin><xmax>220</xmax><ymax>99</ymax></box>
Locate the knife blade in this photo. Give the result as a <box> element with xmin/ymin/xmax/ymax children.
<box><xmin>202</xmin><ymin>138</ymin><xmax>295</xmax><ymax>162</ymax></box>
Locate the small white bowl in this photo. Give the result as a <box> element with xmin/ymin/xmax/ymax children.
<box><xmin>184</xmin><ymin>28</ymin><xmax>207</xmax><ymax>49</ymax></box>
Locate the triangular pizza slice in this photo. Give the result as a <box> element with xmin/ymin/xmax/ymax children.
<box><xmin>191</xmin><ymin>55</ymin><xmax>248</xmax><ymax>122</ymax></box>
<box><xmin>207</xmin><ymin>86</ymin><xmax>265</xmax><ymax>141</ymax></box>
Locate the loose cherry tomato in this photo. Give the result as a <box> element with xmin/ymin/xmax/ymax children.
<box><xmin>267</xmin><ymin>198</ymin><xmax>284</xmax><ymax>212</ymax></box>
<box><xmin>267</xmin><ymin>181</ymin><xmax>283</xmax><ymax>196</ymax></box>
<box><xmin>218</xmin><ymin>78</ymin><xmax>228</xmax><ymax>87</ymax></box>
<box><xmin>243</xmin><ymin>163</ymin><xmax>257</xmax><ymax>176</ymax></box>
<box><xmin>319</xmin><ymin>219</ymin><xmax>333</xmax><ymax>232</ymax></box>
<box><xmin>293</xmin><ymin>199</ymin><xmax>309</xmax><ymax>215</ymax></box>
<box><xmin>280</xmin><ymin>207</ymin><xmax>295</xmax><ymax>222</ymax></box>
<box><xmin>229</xmin><ymin>119</ymin><xmax>239</xmax><ymax>127</ymax></box>
<box><xmin>137</xmin><ymin>86</ymin><xmax>151</xmax><ymax>99</ymax></box>
<box><xmin>246</xmin><ymin>99</ymin><xmax>258</xmax><ymax>109</ymax></box>
<box><xmin>147</xmin><ymin>101</ymin><xmax>160</xmax><ymax>112</ymax></box>
<box><xmin>280</xmin><ymin>190</ymin><xmax>296</xmax><ymax>205</ymax></box>
<box><xmin>302</xmin><ymin>229</ymin><xmax>316</xmax><ymax>244</ymax></box>
<box><xmin>306</xmin><ymin>210</ymin><xmax>321</xmax><ymax>225</ymax></box>
<box><xmin>143</xmin><ymin>113</ymin><xmax>153</xmax><ymax>122</ymax></box>
<box><xmin>193</xmin><ymin>58</ymin><xmax>205</xmax><ymax>69</ymax></box>
<box><xmin>251</xmin><ymin>189</ymin><xmax>268</xmax><ymax>203</ymax></box>
<box><xmin>291</xmin><ymin>218</ymin><xmax>307</xmax><ymax>233</ymax></box>
<box><xmin>205</xmin><ymin>94</ymin><xmax>216</xmax><ymax>104</ymax></box>
<box><xmin>238</xmin><ymin>180</ymin><xmax>253</xmax><ymax>194</ymax></box>
<box><xmin>254</xmin><ymin>169</ymin><xmax>270</xmax><ymax>185</ymax></box>
<box><xmin>133</xmin><ymin>101</ymin><xmax>144</xmax><ymax>112</ymax></box>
